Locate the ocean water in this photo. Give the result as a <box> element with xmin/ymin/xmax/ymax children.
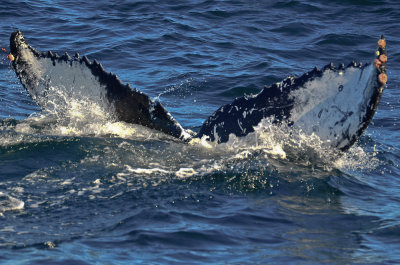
<box><xmin>0</xmin><ymin>0</ymin><xmax>399</xmax><ymax>264</ymax></box>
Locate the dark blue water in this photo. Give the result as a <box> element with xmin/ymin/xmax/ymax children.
<box><xmin>1</xmin><ymin>0</ymin><xmax>400</xmax><ymax>264</ymax></box>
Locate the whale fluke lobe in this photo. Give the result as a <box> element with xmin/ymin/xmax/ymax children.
<box><xmin>9</xmin><ymin>31</ymin><xmax>386</xmax><ymax>150</ymax></box>
<box><xmin>197</xmin><ymin>36</ymin><xmax>387</xmax><ymax>150</ymax></box>
<box><xmin>10</xmin><ymin>30</ymin><xmax>190</xmax><ymax>141</ymax></box>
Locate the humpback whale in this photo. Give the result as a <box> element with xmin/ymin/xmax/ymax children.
<box><xmin>9</xmin><ymin>31</ymin><xmax>387</xmax><ymax>151</ymax></box>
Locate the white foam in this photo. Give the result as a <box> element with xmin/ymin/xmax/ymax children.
<box><xmin>334</xmin><ymin>144</ymin><xmax>381</xmax><ymax>171</ymax></box>
<box><xmin>175</xmin><ymin>167</ymin><xmax>198</xmax><ymax>178</ymax></box>
<box><xmin>0</xmin><ymin>192</ymin><xmax>24</xmax><ymax>212</ymax></box>
<box><xmin>126</xmin><ymin>166</ymin><xmax>170</xmax><ymax>175</ymax></box>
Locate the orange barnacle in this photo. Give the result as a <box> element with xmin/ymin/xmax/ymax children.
<box><xmin>7</xmin><ymin>54</ymin><xmax>14</xmax><ymax>61</ymax></box>
<box><xmin>375</xmin><ymin>59</ymin><xmax>382</xmax><ymax>68</ymax></box>
<box><xmin>378</xmin><ymin>39</ymin><xmax>386</xmax><ymax>49</ymax></box>
<box><xmin>379</xmin><ymin>54</ymin><xmax>387</xmax><ymax>63</ymax></box>
<box><xmin>378</xmin><ymin>73</ymin><xmax>387</xmax><ymax>84</ymax></box>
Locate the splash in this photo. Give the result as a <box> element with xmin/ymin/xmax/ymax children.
<box><xmin>154</xmin><ymin>77</ymin><xmax>194</xmax><ymax>101</ymax></box>
<box><xmin>0</xmin><ymin>98</ymin><xmax>380</xmax><ymax>177</ymax></box>
<box><xmin>217</xmin><ymin>118</ymin><xmax>333</xmax><ymax>163</ymax></box>
<box><xmin>201</xmin><ymin>117</ymin><xmax>381</xmax><ymax>172</ymax></box>
<box><xmin>0</xmin><ymin>192</ymin><xmax>24</xmax><ymax>214</ymax></box>
<box><xmin>334</xmin><ymin>144</ymin><xmax>381</xmax><ymax>171</ymax></box>
<box><xmin>0</xmin><ymin>80</ymin><xmax>169</xmax><ymax>142</ymax></box>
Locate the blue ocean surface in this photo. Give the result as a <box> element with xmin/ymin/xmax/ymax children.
<box><xmin>0</xmin><ymin>0</ymin><xmax>400</xmax><ymax>264</ymax></box>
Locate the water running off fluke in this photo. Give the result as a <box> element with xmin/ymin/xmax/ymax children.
<box><xmin>8</xmin><ymin>31</ymin><xmax>387</xmax><ymax>151</ymax></box>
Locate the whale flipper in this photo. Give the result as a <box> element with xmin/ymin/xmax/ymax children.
<box><xmin>197</xmin><ymin>38</ymin><xmax>387</xmax><ymax>150</ymax></box>
<box><xmin>9</xmin><ymin>31</ymin><xmax>190</xmax><ymax>140</ymax></box>
<box><xmin>9</xmin><ymin>31</ymin><xmax>387</xmax><ymax>150</ymax></box>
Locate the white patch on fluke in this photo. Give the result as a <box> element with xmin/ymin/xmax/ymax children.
<box><xmin>17</xmin><ymin>55</ymin><xmax>112</xmax><ymax>115</ymax></box>
<box><xmin>288</xmin><ymin>65</ymin><xmax>376</xmax><ymax>149</ymax></box>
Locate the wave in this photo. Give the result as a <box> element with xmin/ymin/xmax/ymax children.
<box><xmin>0</xmin><ymin>192</ymin><xmax>24</xmax><ymax>214</ymax></box>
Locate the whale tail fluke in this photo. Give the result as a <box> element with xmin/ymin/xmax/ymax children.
<box><xmin>9</xmin><ymin>31</ymin><xmax>386</xmax><ymax>150</ymax></box>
